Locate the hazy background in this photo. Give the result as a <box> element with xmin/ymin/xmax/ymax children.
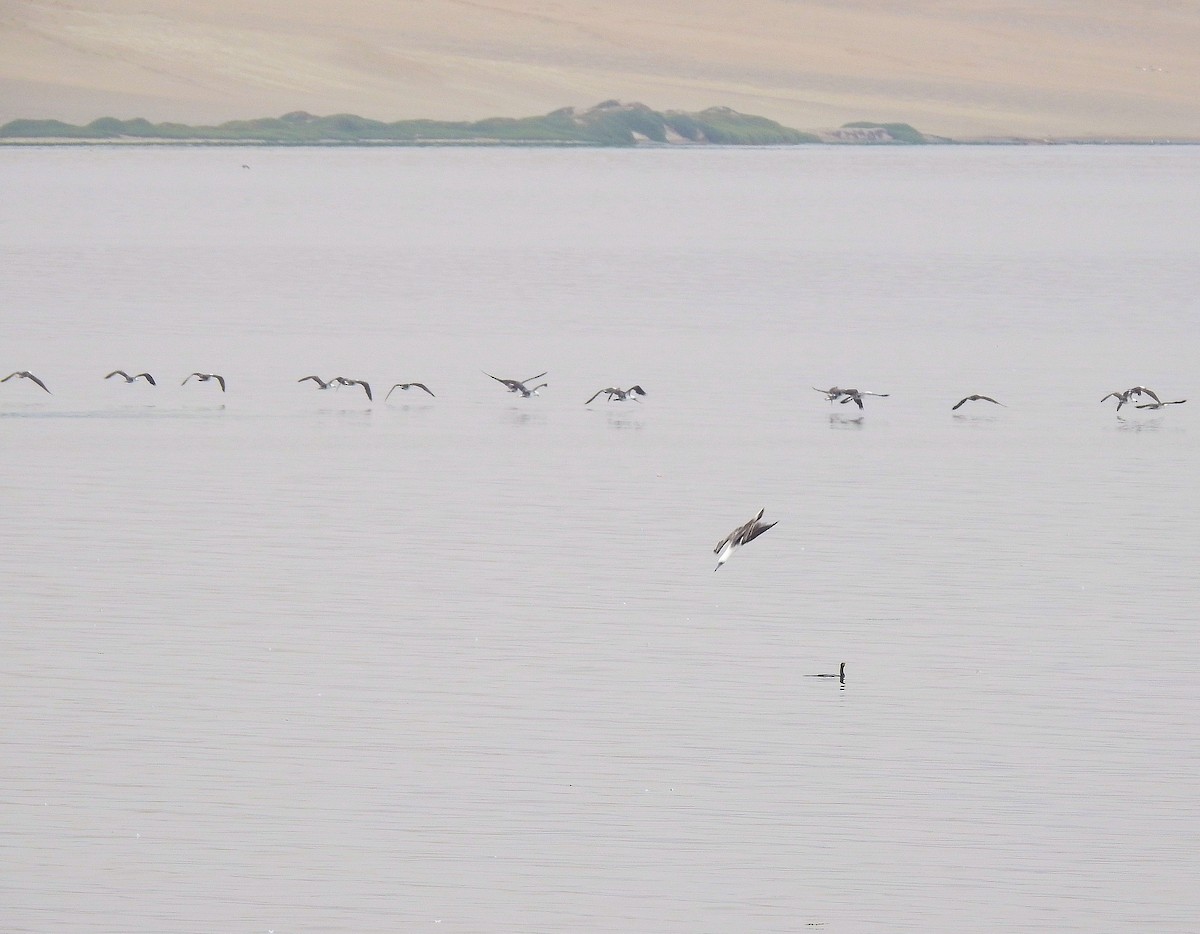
<box><xmin>2</xmin><ymin>0</ymin><xmax>1198</xmax><ymax>139</ymax></box>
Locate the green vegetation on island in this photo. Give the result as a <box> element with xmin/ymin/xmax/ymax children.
<box><xmin>0</xmin><ymin>101</ymin><xmax>935</xmax><ymax>146</ymax></box>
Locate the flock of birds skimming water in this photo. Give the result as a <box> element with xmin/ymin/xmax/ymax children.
<box><xmin>4</xmin><ymin>371</ymin><xmax>1186</xmax><ymax>415</ymax></box>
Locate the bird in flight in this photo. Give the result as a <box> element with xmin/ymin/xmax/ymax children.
<box><xmin>714</xmin><ymin>508</ymin><xmax>778</xmax><ymax>571</ymax></box>
<box><xmin>839</xmin><ymin>389</ymin><xmax>889</xmax><ymax>410</ymax></box>
<box><xmin>2</xmin><ymin>371</ymin><xmax>51</xmax><ymax>393</ymax></box>
<box><xmin>485</xmin><ymin>371</ymin><xmax>547</xmax><ymax>395</ymax></box>
<box><xmin>182</xmin><ymin>372</ymin><xmax>226</xmax><ymax>392</ymax></box>
<box><xmin>1135</xmin><ymin>399</ymin><xmax>1186</xmax><ymax>410</ymax></box>
<box><xmin>330</xmin><ymin>376</ymin><xmax>373</xmax><ymax>401</ymax></box>
<box><xmin>952</xmin><ymin>394</ymin><xmax>1004</xmax><ymax>410</ymax></box>
<box><xmin>585</xmin><ymin>385</ymin><xmax>646</xmax><ymax>404</ymax></box>
<box><xmin>385</xmin><ymin>382</ymin><xmax>435</xmax><ymax>400</ymax></box>
<box><xmin>106</xmin><ymin>370</ymin><xmax>156</xmax><ymax>385</ymax></box>
<box><xmin>805</xmin><ymin>663</ymin><xmax>846</xmax><ymax>683</ymax></box>
<box><xmin>1102</xmin><ymin>386</ymin><xmax>1160</xmax><ymax>411</ymax></box>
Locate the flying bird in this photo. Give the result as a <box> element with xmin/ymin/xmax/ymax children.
<box><xmin>805</xmin><ymin>663</ymin><xmax>846</xmax><ymax>683</ymax></box>
<box><xmin>105</xmin><ymin>370</ymin><xmax>156</xmax><ymax>385</ymax></box>
<box><xmin>952</xmin><ymin>394</ymin><xmax>1005</xmax><ymax>410</ymax></box>
<box><xmin>1102</xmin><ymin>386</ymin><xmax>1160</xmax><ymax>411</ymax></box>
<box><xmin>330</xmin><ymin>376</ymin><xmax>372</xmax><ymax>401</ymax></box>
<box><xmin>485</xmin><ymin>371</ymin><xmax>547</xmax><ymax>395</ymax></box>
<box><xmin>182</xmin><ymin>372</ymin><xmax>225</xmax><ymax>392</ymax></box>
<box><xmin>385</xmin><ymin>382</ymin><xmax>436</xmax><ymax>400</ymax></box>
<box><xmin>585</xmin><ymin>385</ymin><xmax>646</xmax><ymax>404</ymax></box>
<box><xmin>714</xmin><ymin>508</ymin><xmax>778</xmax><ymax>571</ymax></box>
<box><xmin>839</xmin><ymin>389</ymin><xmax>889</xmax><ymax>410</ymax></box>
<box><xmin>1</xmin><ymin>371</ymin><xmax>51</xmax><ymax>393</ymax></box>
<box><xmin>1135</xmin><ymin>399</ymin><xmax>1186</xmax><ymax>410</ymax></box>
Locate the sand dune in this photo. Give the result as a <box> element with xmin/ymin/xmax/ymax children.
<box><xmin>2</xmin><ymin>0</ymin><xmax>1197</xmax><ymax>139</ymax></box>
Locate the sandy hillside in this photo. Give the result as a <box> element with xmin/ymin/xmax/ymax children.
<box><xmin>1</xmin><ymin>0</ymin><xmax>1197</xmax><ymax>139</ymax></box>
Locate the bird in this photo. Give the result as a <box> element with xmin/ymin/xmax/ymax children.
<box><xmin>105</xmin><ymin>370</ymin><xmax>156</xmax><ymax>385</ymax></box>
<box><xmin>1135</xmin><ymin>399</ymin><xmax>1186</xmax><ymax>410</ymax></box>
<box><xmin>805</xmin><ymin>663</ymin><xmax>846</xmax><ymax>683</ymax></box>
<box><xmin>1102</xmin><ymin>386</ymin><xmax>1160</xmax><ymax>411</ymax></box>
<box><xmin>585</xmin><ymin>385</ymin><xmax>646</xmax><ymax>404</ymax></box>
<box><xmin>385</xmin><ymin>382</ymin><xmax>435</xmax><ymax>400</ymax></box>
<box><xmin>485</xmin><ymin>371</ymin><xmax>547</xmax><ymax>395</ymax></box>
<box><xmin>329</xmin><ymin>376</ymin><xmax>372</xmax><ymax>401</ymax></box>
<box><xmin>839</xmin><ymin>389</ymin><xmax>889</xmax><ymax>410</ymax></box>
<box><xmin>2</xmin><ymin>371</ymin><xmax>51</xmax><ymax>393</ymax></box>
<box><xmin>513</xmin><ymin>382</ymin><xmax>547</xmax><ymax>398</ymax></box>
<box><xmin>297</xmin><ymin>375</ymin><xmax>333</xmax><ymax>389</ymax></box>
<box><xmin>952</xmin><ymin>394</ymin><xmax>1004</xmax><ymax>410</ymax></box>
<box><xmin>182</xmin><ymin>372</ymin><xmax>226</xmax><ymax>392</ymax></box>
<box><xmin>714</xmin><ymin>508</ymin><xmax>778</xmax><ymax>571</ymax></box>
<box><xmin>813</xmin><ymin>386</ymin><xmax>847</xmax><ymax>402</ymax></box>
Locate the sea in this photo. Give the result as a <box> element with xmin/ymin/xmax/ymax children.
<box><xmin>2</xmin><ymin>143</ymin><xmax>1198</xmax><ymax>933</ymax></box>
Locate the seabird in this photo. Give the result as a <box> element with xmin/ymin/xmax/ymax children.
<box><xmin>952</xmin><ymin>394</ymin><xmax>1005</xmax><ymax>410</ymax></box>
<box><xmin>1135</xmin><ymin>399</ymin><xmax>1186</xmax><ymax>410</ymax></box>
<box><xmin>839</xmin><ymin>389</ymin><xmax>889</xmax><ymax>410</ymax></box>
<box><xmin>385</xmin><ymin>382</ymin><xmax>435</xmax><ymax>400</ymax></box>
<box><xmin>330</xmin><ymin>376</ymin><xmax>372</xmax><ymax>401</ymax></box>
<box><xmin>714</xmin><ymin>508</ymin><xmax>778</xmax><ymax>571</ymax></box>
<box><xmin>1102</xmin><ymin>386</ymin><xmax>1160</xmax><ymax>411</ymax></box>
<box><xmin>485</xmin><ymin>371</ymin><xmax>547</xmax><ymax>395</ymax></box>
<box><xmin>805</xmin><ymin>663</ymin><xmax>846</xmax><ymax>683</ymax></box>
<box><xmin>514</xmin><ymin>382</ymin><xmax>547</xmax><ymax>398</ymax></box>
<box><xmin>182</xmin><ymin>372</ymin><xmax>226</xmax><ymax>392</ymax></box>
<box><xmin>585</xmin><ymin>385</ymin><xmax>646</xmax><ymax>404</ymax></box>
<box><xmin>1</xmin><ymin>371</ymin><xmax>51</xmax><ymax>393</ymax></box>
<box><xmin>297</xmin><ymin>375</ymin><xmax>333</xmax><ymax>389</ymax></box>
<box><xmin>105</xmin><ymin>370</ymin><xmax>156</xmax><ymax>385</ymax></box>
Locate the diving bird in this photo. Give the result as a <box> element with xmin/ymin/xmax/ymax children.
<box><xmin>952</xmin><ymin>394</ymin><xmax>1005</xmax><ymax>410</ymax></box>
<box><xmin>585</xmin><ymin>385</ymin><xmax>646</xmax><ymax>404</ymax></box>
<box><xmin>330</xmin><ymin>376</ymin><xmax>372</xmax><ymax>401</ymax></box>
<box><xmin>182</xmin><ymin>372</ymin><xmax>226</xmax><ymax>392</ymax></box>
<box><xmin>385</xmin><ymin>382</ymin><xmax>436</xmax><ymax>400</ymax></box>
<box><xmin>105</xmin><ymin>370</ymin><xmax>156</xmax><ymax>385</ymax></box>
<box><xmin>714</xmin><ymin>508</ymin><xmax>778</xmax><ymax>571</ymax></box>
<box><xmin>485</xmin><ymin>371</ymin><xmax>547</xmax><ymax>395</ymax></box>
<box><xmin>1</xmin><ymin>369</ymin><xmax>51</xmax><ymax>391</ymax></box>
<box><xmin>1135</xmin><ymin>399</ymin><xmax>1186</xmax><ymax>410</ymax></box>
<box><xmin>1</xmin><ymin>371</ymin><xmax>51</xmax><ymax>393</ymax></box>
<box><xmin>297</xmin><ymin>375</ymin><xmax>333</xmax><ymax>389</ymax></box>
<box><xmin>805</xmin><ymin>663</ymin><xmax>846</xmax><ymax>683</ymax></box>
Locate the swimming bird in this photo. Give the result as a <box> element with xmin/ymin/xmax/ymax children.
<box><xmin>805</xmin><ymin>663</ymin><xmax>846</xmax><ymax>683</ymax></box>
<box><xmin>585</xmin><ymin>385</ymin><xmax>646</xmax><ymax>404</ymax></box>
<box><xmin>297</xmin><ymin>375</ymin><xmax>333</xmax><ymax>389</ymax></box>
<box><xmin>182</xmin><ymin>372</ymin><xmax>226</xmax><ymax>392</ymax></box>
<box><xmin>1135</xmin><ymin>399</ymin><xmax>1186</xmax><ymax>410</ymax></box>
<box><xmin>1</xmin><ymin>371</ymin><xmax>51</xmax><ymax>393</ymax></box>
<box><xmin>952</xmin><ymin>394</ymin><xmax>1005</xmax><ymax>410</ymax></box>
<box><xmin>485</xmin><ymin>371</ymin><xmax>547</xmax><ymax>395</ymax></box>
<box><xmin>105</xmin><ymin>370</ymin><xmax>156</xmax><ymax>385</ymax></box>
<box><xmin>330</xmin><ymin>376</ymin><xmax>372</xmax><ymax>401</ymax></box>
<box><xmin>839</xmin><ymin>389</ymin><xmax>889</xmax><ymax>410</ymax></box>
<box><xmin>385</xmin><ymin>382</ymin><xmax>435</xmax><ymax>400</ymax></box>
<box><xmin>714</xmin><ymin>508</ymin><xmax>778</xmax><ymax>571</ymax></box>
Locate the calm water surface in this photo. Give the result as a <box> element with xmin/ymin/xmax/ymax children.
<box><xmin>2</xmin><ymin>145</ymin><xmax>1199</xmax><ymax>932</ymax></box>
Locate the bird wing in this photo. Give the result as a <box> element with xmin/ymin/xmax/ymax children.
<box><xmin>214</xmin><ymin>375</ymin><xmax>226</xmax><ymax>392</ymax></box>
<box><xmin>628</xmin><ymin>385</ymin><xmax>646</xmax><ymax>396</ymax></box>
<box><xmin>978</xmin><ymin>395</ymin><xmax>1003</xmax><ymax>406</ymax></box>
<box><xmin>356</xmin><ymin>380</ymin><xmax>372</xmax><ymax>400</ymax></box>
<box><xmin>1</xmin><ymin>372</ymin><xmax>20</xmax><ymax>383</ymax></box>
<box><xmin>522</xmin><ymin>371</ymin><xmax>548</xmax><ymax>385</ymax></box>
<box><xmin>1100</xmin><ymin>392</ymin><xmax>1122</xmax><ymax>403</ymax></box>
<box><xmin>137</xmin><ymin>373</ymin><xmax>156</xmax><ymax>385</ymax></box>
<box><xmin>740</xmin><ymin>519</ymin><xmax>778</xmax><ymax>546</ymax></box>
<box><xmin>411</xmin><ymin>383</ymin><xmax>435</xmax><ymax>397</ymax></box>
<box><xmin>24</xmin><ymin>372</ymin><xmax>51</xmax><ymax>393</ymax></box>
<box><xmin>584</xmin><ymin>389</ymin><xmax>606</xmax><ymax>405</ymax></box>
<box><xmin>1140</xmin><ymin>387</ymin><xmax>1161</xmax><ymax>403</ymax></box>
<box><xmin>105</xmin><ymin>370</ymin><xmax>128</xmax><ymax>380</ymax></box>
<box><xmin>298</xmin><ymin>375</ymin><xmax>327</xmax><ymax>386</ymax></box>
<box><xmin>952</xmin><ymin>397</ymin><xmax>968</xmax><ymax>410</ymax></box>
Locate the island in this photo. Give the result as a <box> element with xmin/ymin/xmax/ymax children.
<box><xmin>0</xmin><ymin>101</ymin><xmax>933</xmax><ymax>146</ymax></box>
